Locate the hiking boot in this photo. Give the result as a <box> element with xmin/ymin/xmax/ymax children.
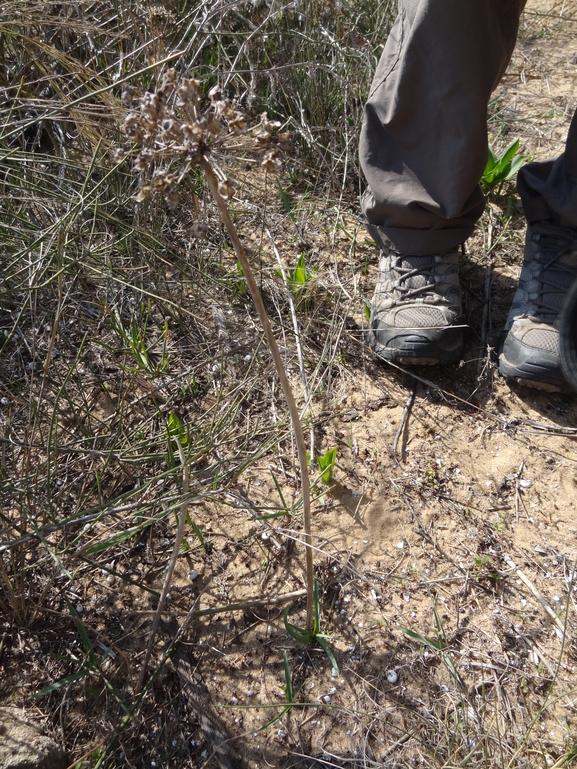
<box><xmin>365</xmin><ymin>246</ymin><xmax>464</xmax><ymax>365</ymax></box>
<box><xmin>499</xmin><ymin>221</ymin><xmax>577</xmax><ymax>392</ymax></box>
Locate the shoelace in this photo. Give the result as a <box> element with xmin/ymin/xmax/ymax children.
<box><xmin>530</xmin><ymin>222</ymin><xmax>577</xmax><ymax>320</ymax></box>
<box><xmin>392</xmin><ymin>256</ymin><xmax>447</xmax><ymax>302</ymax></box>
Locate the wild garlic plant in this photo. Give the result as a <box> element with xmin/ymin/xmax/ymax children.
<box><xmin>119</xmin><ymin>69</ymin><xmax>316</xmax><ymax>632</ymax></box>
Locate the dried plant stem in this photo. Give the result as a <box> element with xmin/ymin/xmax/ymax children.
<box><xmin>393</xmin><ymin>384</ymin><xmax>415</xmax><ymax>462</ymax></box>
<box><xmin>265</xmin><ymin>225</ymin><xmax>314</xmax><ymax>462</ymax></box>
<box><xmin>201</xmin><ymin>155</ymin><xmax>314</xmax><ymax>631</ymax></box>
<box><xmin>137</xmin><ymin>442</ymin><xmax>190</xmax><ymax>692</ymax></box>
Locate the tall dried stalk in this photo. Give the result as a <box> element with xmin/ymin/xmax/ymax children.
<box><xmin>200</xmin><ymin>156</ymin><xmax>315</xmax><ymax>631</ymax></box>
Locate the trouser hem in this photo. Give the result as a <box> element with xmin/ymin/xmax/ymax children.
<box><xmin>361</xmin><ymin>218</ymin><xmax>471</xmax><ymax>256</ymax></box>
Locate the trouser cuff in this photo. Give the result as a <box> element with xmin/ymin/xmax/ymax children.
<box><xmin>361</xmin><ymin>218</ymin><xmax>471</xmax><ymax>256</ymax></box>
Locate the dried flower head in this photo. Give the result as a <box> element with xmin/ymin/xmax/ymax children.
<box><xmin>218</xmin><ymin>179</ymin><xmax>236</xmax><ymax>200</ymax></box>
<box><xmin>261</xmin><ymin>152</ymin><xmax>282</xmax><ymax>173</ymax></box>
<box><xmin>176</xmin><ymin>78</ymin><xmax>201</xmax><ymax>107</ymax></box>
<box><xmin>119</xmin><ymin>71</ymin><xmax>290</xmax><ymax>211</ymax></box>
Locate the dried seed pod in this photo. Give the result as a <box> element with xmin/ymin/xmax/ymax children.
<box><xmin>141</xmin><ymin>92</ymin><xmax>164</xmax><ymax>125</ymax></box>
<box><xmin>261</xmin><ymin>151</ymin><xmax>281</xmax><ymax>173</ymax></box>
<box><xmin>123</xmin><ymin>113</ymin><xmax>143</xmax><ymax>141</ymax></box>
<box><xmin>260</xmin><ymin>112</ymin><xmax>281</xmax><ymax>133</ymax></box>
<box><xmin>228</xmin><ymin>113</ymin><xmax>247</xmax><ymax>132</ymax></box>
<box><xmin>277</xmin><ymin>131</ymin><xmax>292</xmax><ymax>149</ymax></box>
<box><xmin>204</xmin><ymin>116</ymin><xmax>222</xmax><ymax>136</ymax></box>
<box><xmin>160</xmin><ymin>68</ymin><xmax>177</xmax><ymax>95</ymax></box>
<box><xmin>208</xmin><ymin>85</ymin><xmax>223</xmax><ymax>104</ymax></box>
<box><xmin>176</xmin><ymin>78</ymin><xmax>201</xmax><ymax>106</ymax></box>
<box><xmin>135</xmin><ymin>185</ymin><xmax>151</xmax><ymax>202</ymax></box>
<box><xmin>218</xmin><ymin>179</ymin><xmax>235</xmax><ymax>199</ymax></box>
<box><xmin>181</xmin><ymin>122</ymin><xmax>204</xmax><ymax>142</ymax></box>
<box><xmin>121</xmin><ymin>86</ymin><xmax>137</xmax><ymax>107</ymax></box>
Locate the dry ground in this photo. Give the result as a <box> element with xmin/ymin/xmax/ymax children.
<box><xmin>2</xmin><ymin>1</ymin><xmax>577</xmax><ymax>768</ymax></box>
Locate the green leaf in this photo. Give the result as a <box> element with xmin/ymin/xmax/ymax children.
<box><xmin>34</xmin><ymin>668</ymin><xmax>91</xmax><ymax>696</ymax></box>
<box><xmin>318</xmin><ymin>448</ymin><xmax>337</xmax><ymax>485</ymax></box>
<box><xmin>317</xmin><ymin>636</ymin><xmax>339</xmax><ymax>675</ymax></box>
<box><xmin>69</xmin><ymin>604</ymin><xmax>98</xmax><ymax>667</ymax></box>
<box><xmin>283</xmin><ymin>606</ymin><xmax>314</xmax><ymax>644</ymax></box>
<box><xmin>399</xmin><ymin>625</ymin><xmax>442</xmax><ymax>650</ymax></box>
<box><xmin>484</xmin><ymin>146</ymin><xmax>497</xmax><ymax>175</ymax></box>
<box><xmin>283</xmin><ymin>651</ymin><xmax>294</xmax><ymax>703</ymax></box>
<box><xmin>291</xmin><ymin>255</ymin><xmax>307</xmax><ymax>286</ymax></box>
<box><xmin>508</xmin><ymin>154</ymin><xmax>524</xmax><ymax>179</ymax></box>
<box><xmin>499</xmin><ymin>139</ymin><xmax>520</xmax><ymax>169</ymax></box>
<box><xmin>167</xmin><ymin>412</ymin><xmax>188</xmax><ymax>447</ymax></box>
<box><xmin>85</xmin><ymin>525</ymin><xmax>143</xmax><ymax>555</ymax></box>
<box><xmin>313</xmin><ymin>578</ymin><xmax>321</xmax><ymax>635</ymax></box>
<box><xmin>276</xmin><ymin>177</ymin><xmax>293</xmax><ymax>214</ymax></box>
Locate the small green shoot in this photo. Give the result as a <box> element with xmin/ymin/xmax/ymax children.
<box><xmin>107</xmin><ymin>304</ymin><xmax>170</xmax><ymax>376</ymax></box>
<box><xmin>167</xmin><ymin>412</ymin><xmax>188</xmax><ymax>448</ymax></box>
<box><xmin>283</xmin><ymin>579</ymin><xmax>339</xmax><ymax>674</ymax></box>
<box><xmin>318</xmin><ymin>447</ymin><xmax>337</xmax><ymax>485</ymax></box>
<box><xmin>235</xmin><ymin>261</ymin><xmax>248</xmax><ymax>296</ymax></box>
<box><xmin>481</xmin><ymin>139</ymin><xmax>525</xmax><ymax>199</ymax></box>
<box><xmin>276</xmin><ymin>177</ymin><xmax>294</xmax><ymax>217</ymax></box>
<box><xmin>259</xmin><ymin>651</ymin><xmax>304</xmax><ymax>731</ymax></box>
<box><xmin>399</xmin><ymin>624</ymin><xmax>465</xmax><ymax>693</ymax></box>
<box><xmin>35</xmin><ymin>605</ymin><xmax>113</xmax><ymax>697</ymax></box>
<box><xmin>277</xmin><ymin>254</ymin><xmax>318</xmax><ymax>306</ymax></box>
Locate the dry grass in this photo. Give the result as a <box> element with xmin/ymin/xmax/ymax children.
<box><xmin>2</xmin><ymin>1</ymin><xmax>577</xmax><ymax>768</ymax></box>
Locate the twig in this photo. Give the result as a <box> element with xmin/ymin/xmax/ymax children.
<box><xmin>191</xmin><ymin>590</ymin><xmax>308</xmax><ymax>617</ymax></box>
<box><xmin>477</xmin><ymin>256</ymin><xmax>492</xmax><ymax>380</ymax></box>
<box><xmin>265</xmin><ymin>225</ymin><xmax>314</xmax><ymax>462</ymax></box>
<box><xmin>137</xmin><ymin>441</ymin><xmax>190</xmax><ymax>691</ymax></box>
<box><xmin>201</xmin><ymin>157</ymin><xmax>314</xmax><ymax>631</ymax></box>
<box><xmin>503</xmin><ymin>555</ymin><xmax>566</xmax><ymax>639</ymax></box>
<box><xmin>392</xmin><ymin>384</ymin><xmax>415</xmax><ymax>462</ymax></box>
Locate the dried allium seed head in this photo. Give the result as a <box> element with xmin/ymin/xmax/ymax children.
<box><xmin>261</xmin><ymin>152</ymin><xmax>282</xmax><ymax>173</ymax></box>
<box><xmin>218</xmin><ymin>179</ymin><xmax>235</xmax><ymax>200</ymax></box>
<box><xmin>148</xmin><ymin>5</ymin><xmax>175</xmax><ymax>32</ymax></box>
<box><xmin>176</xmin><ymin>78</ymin><xmax>201</xmax><ymax>107</ymax></box>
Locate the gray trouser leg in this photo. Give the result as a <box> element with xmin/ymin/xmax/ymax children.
<box><xmin>517</xmin><ymin>110</ymin><xmax>577</xmax><ymax>227</ymax></box>
<box><xmin>359</xmin><ymin>0</ymin><xmax>526</xmax><ymax>255</ymax></box>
